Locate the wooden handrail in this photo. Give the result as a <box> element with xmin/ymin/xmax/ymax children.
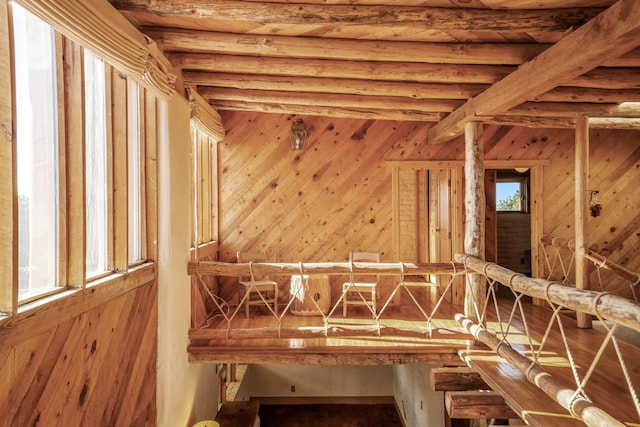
<box><xmin>454</xmin><ymin>253</ymin><xmax>640</xmax><ymax>334</ymax></box>
<box><xmin>457</xmin><ymin>314</ymin><xmax>625</xmax><ymax>427</ymax></box>
<box><xmin>539</xmin><ymin>234</ymin><xmax>575</xmax><ymax>248</ymax></box>
<box><xmin>188</xmin><ymin>260</ymin><xmax>463</xmax><ymax>277</ymax></box>
<box><xmin>585</xmin><ymin>247</ymin><xmax>640</xmax><ymax>284</ymax></box>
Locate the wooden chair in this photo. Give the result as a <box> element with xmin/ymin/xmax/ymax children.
<box><xmin>342</xmin><ymin>251</ymin><xmax>380</xmax><ymax>317</ymax></box>
<box><xmin>237</xmin><ymin>250</ymin><xmax>278</xmax><ymax>318</ymax></box>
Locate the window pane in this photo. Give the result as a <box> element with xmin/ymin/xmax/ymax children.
<box><xmin>496</xmin><ymin>182</ymin><xmax>521</xmax><ymax>212</ymax></box>
<box><xmin>128</xmin><ymin>80</ymin><xmax>142</xmax><ymax>263</ymax></box>
<box><xmin>85</xmin><ymin>51</ymin><xmax>108</xmax><ymax>278</ymax></box>
<box><xmin>13</xmin><ymin>4</ymin><xmax>59</xmax><ymax>299</ymax></box>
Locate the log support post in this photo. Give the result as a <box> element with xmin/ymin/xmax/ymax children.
<box><xmin>464</xmin><ymin>122</ymin><xmax>486</xmax><ymax>322</ymax></box>
<box><xmin>575</xmin><ymin>114</ymin><xmax>592</xmax><ymax>329</ymax></box>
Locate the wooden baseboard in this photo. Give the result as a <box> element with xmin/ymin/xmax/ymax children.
<box><xmin>250</xmin><ymin>395</ymin><xmax>395</xmax><ymax>405</ymax></box>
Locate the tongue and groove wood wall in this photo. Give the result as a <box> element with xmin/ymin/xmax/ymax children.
<box><xmin>217</xmin><ymin>111</ymin><xmax>640</xmax><ymax>302</ymax></box>
<box><xmin>0</xmin><ymin>278</ymin><xmax>158</xmax><ymax>427</ymax></box>
<box><xmin>1</xmin><ymin>111</ymin><xmax>636</xmax><ymax>427</ymax></box>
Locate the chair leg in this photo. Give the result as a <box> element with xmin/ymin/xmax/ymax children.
<box><xmin>371</xmin><ymin>288</ymin><xmax>376</xmax><ymax>318</ymax></box>
<box><xmin>343</xmin><ymin>290</ymin><xmax>347</xmax><ymax>317</ymax></box>
<box><xmin>274</xmin><ymin>286</ymin><xmax>278</xmax><ymax>315</ymax></box>
<box><xmin>245</xmin><ymin>290</ymin><xmax>250</xmax><ymax>318</ymax></box>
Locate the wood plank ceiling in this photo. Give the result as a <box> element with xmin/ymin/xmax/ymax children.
<box><xmin>111</xmin><ymin>0</ymin><xmax>640</xmax><ymax>142</ymax></box>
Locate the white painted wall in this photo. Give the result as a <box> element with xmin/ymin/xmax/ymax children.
<box><xmin>393</xmin><ymin>364</ymin><xmax>444</xmax><ymax>427</ymax></box>
<box><xmin>247</xmin><ymin>364</ymin><xmax>394</xmax><ymax>398</ymax></box>
<box><xmin>157</xmin><ymin>95</ymin><xmax>219</xmax><ymax>426</ymax></box>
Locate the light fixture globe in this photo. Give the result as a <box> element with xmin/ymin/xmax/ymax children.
<box><xmin>289</xmin><ymin>118</ymin><xmax>307</xmax><ymax>150</ymax></box>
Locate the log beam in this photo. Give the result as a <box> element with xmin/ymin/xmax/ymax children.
<box><xmin>188</xmin><ymin>260</ymin><xmax>463</xmax><ymax>277</ymax></box>
<box><xmin>464</xmin><ymin>122</ymin><xmax>486</xmax><ymax>322</ymax></box>
<box><xmin>454</xmin><ymin>254</ymin><xmax>640</xmax><ymax>335</ymax></box>
<box><xmin>148</xmin><ymin>29</ymin><xmax>548</xmax><ymax>66</ymax></box>
<box><xmin>207</xmin><ymin>100</ymin><xmax>446</xmax><ymax>122</ymax></box>
<box><xmin>169</xmin><ymin>53</ymin><xmax>512</xmax><ymax>84</ymax></box>
<box><xmin>431</xmin><ymin>367</ymin><xmax>489</xmax><ymax>391</ymax></box>
<box><xmin>185</xmin><ymin>72</ymin><xmax>487</xmax><ymax>100</ymax></box>
<box><xmin>456</xmin><ymin>314</ymin><xmax>624</xmax><ymax>427</ymax></box>
<box><xmin>427</xmin><ymin>0</ymin><xmax>640</xmax><ymax>144</ymax></box>
<box><xmin>114</xmin><ymin>1</ymin><xmax>600</xmax><ymax>32</ymax></box>
<box><xmin>198</xmin><ymin>86</ymin><xmax>464</xmax><ymax>113</ymax></box>
<box><xmin>585</xmin><ymin>248</ymin><xmax>640</xmax><ymax>285</ymax></box>
<box><xmin>445</xmin><ymin>391</ymin><xmax>519</xmax><ymax>420</ymax></box>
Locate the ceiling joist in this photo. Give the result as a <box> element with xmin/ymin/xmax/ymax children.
<box><xmin>427</xmin><ymin>0</ymin><xmax>640</xmax><ymax>144</ymax></box>
<box><xmin>112</xmin><ymin>0</ymin><xmax>640</xmax><ymax>133</ymax></box>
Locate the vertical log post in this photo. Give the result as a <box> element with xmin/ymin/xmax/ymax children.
<box><xmin>464</xmin><ymin>122</ymin><xmax>486</xmax><ymax>322</ymax></box>
<box><xmin>575</xmin><ymin>114</ymin><xmax>592</xmax><ymax>328</ymax></box>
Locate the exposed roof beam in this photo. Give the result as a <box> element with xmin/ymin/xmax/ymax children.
<box><xmin>427</xmin><ymin>0</ymin><xmax>640</xmax><ymax>144</ymax></box>
<box><xmin>185</xmin><ymin>72</ymin><xmax>487</xmax><ymax>100</ymax></box>
<box><xmin>486</xmin><ymin>116</ymin><xmax>640</xmax><ymax>130</ymax></box>
<box><xmin>207</xmin><ymin>100</ymin><xmax>445</xmax><ymax>122</ymax></box>
<box><xmin>503</xmin><ymin>102</ymin><xmax>640</xmax><ymax>118</ymax></box>
<box><xmin>186</xmin><ymin>72</ymin><xmax>640</xmax><ymax>104</ymax></box>
<box><xmin>150</xmin><ymin>29</ymin><xmax>640</xmax><ymax>67</ymax></box>
<box><xmin>112</xmin><ymin>1</ymin><xmax>600</xmax><ymax>32</ymax></box>
<box><xmin>198</xmin><ymin>87</ymin><xmax>464</xmax><ymax>112</ymax></box>
<box><xmin>169</xmin><ymin>53</ymin><xmax>512</xmax><ymax>84</ymax></box>
<box><xmin>149</xmin><ymin>29</ymin><xmax>546</xmax><ymax>65</ymax></box>
<box><xmin>171</xmin><ymin>53</ymin><xmax>640</xmax><ymax>88</ymax></box>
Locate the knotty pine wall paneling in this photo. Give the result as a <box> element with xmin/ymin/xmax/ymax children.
<box><xmin>0</xmin><ymin>281</ymin><xmax>158</xmax><ymax>427</ymax></box>
<box><xmin>217</xmin><ymin>112</ymin><xmax>640</xmax><ymax>303</ymax></box>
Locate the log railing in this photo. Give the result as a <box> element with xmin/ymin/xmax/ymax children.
<box><xmin>189</xmin><ymin>259</ymin><xmax>465</xmax><ymax>339</ymax></box>
<box><xmin>189</xmin><ymin>254</ymin><xmax>640</xmax><ymax>425</ymax></box>
<box><xmin>540</xmin><ymin>234</ymin><xmax>640</xmax><ymax>302</ymax></box>
<box><xmin>456</xmin><ymin>253</ymin><xmax>640</xmax><ymax>427</ymax></box>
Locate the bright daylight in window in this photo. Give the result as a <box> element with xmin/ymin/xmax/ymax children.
<box><xmin>496</xmin><ymin>181</ymin><xmax>522</xmax><ymax>212</ymax></box>
<box><xmin>128</xmin><ymin>80</ymin><xmax>142</xmax><ymax>263</ymax></box>
<box><xmin>13</xmin><ymin>4</ymin><xmax>59</xmax><ymax>300</ymax></box>
<box><xmin>85</xmin><ymin>50</ymin><xmax>109</xmax><ymax>278</ymax></box>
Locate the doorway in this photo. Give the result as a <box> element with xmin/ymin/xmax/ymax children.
<box><xmin>488</xmin><ymin>168</ymin><xmax>533</xmax><ymax>298</ymax></box>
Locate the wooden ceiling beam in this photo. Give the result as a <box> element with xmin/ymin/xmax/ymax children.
<box><xmin>169</xmin><ymin>53</ymin><xmax>512</xmax><ymax>84</ymax></box>
<box><xmin>185</xmin><ymin>72</ymin><xmax>486</xmax><ymax>100</ymax></box>
<box><xmin>485</xmin><ymin>116</ymin><xmax>640</xmax><ymax>130</ymax></box>
<box><xmin>150</xmin><ymin>29</ymin><xmax>640</xmax><ymax>67</ymax></box>
<box><xmin>504</xmin><ymin>102</ymin><xmax>640</xmax><ymax>118</ymax></box>
<box><xmin>148</xmin><ymin>29</ymin><xmax>547</xmax><ymax>65</ymax></box>
<box><xmin>172</xmin><ymin>53</ymin><xmax>640</xmax><ymax>89</ymax></box>
<box><xmin>198</xmin><ymin>87</ymin><xmax>464</xmax><ymax>112</ymax></box>
<box><xmin>208</xmin><ymin>100</ymin><xmax>445</xmax><ymax>122</ymax></box>
<box><xmin>445</xmin><ymin>391</ymin><xmax>520</xmax><ymax>420</ymax></box>
<box><xmin>431</xmin><ymin>367</ymin><xmax>489</xmax><ymax>391</ymax></box>
<box><xmin>427</xmin><ymin>0</ymin><xmax>640</xmax><ymax>144</ymax></box>
<box><xmin>186</xmin><ymin>71</ymin><xmax>640</xmax><ymax>104</ymax></box>
<box><xmin>112</xmin><ymin>1</ymin><xmax>600</xmax><ymax>32</ymax></box>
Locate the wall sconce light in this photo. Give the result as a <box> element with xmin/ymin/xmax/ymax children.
<box><xmin>289</xmin><ymin>118</ymin><xmax>307</xmax><ymax>150</ymax></box>
<box><xmin>589</xmin><ymin>190</ymin><xmax>602</xmax><ymax>217</ymax></box>
<box><xmin>515</xmin><ymin>167</ymin><xmax>529</xmax><ymax>173</ymax></box>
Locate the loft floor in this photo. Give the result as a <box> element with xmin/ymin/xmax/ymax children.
<box><xmin>189</xmin><ymin>296</ymin><xmax>640</xmax><ymax>426</ymax></box>
<box><xmin>189</xmin><ymin>295</ymin><xmax>471</xmax><ymax>365</ymax></box>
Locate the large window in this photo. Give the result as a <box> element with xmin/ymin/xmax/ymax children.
<box><xmin>13</xmin><ymin>4</ymin><xmax>60</xmax><ymax>300</ymax></box>
<box><xmin>191</xmin><ymin>125</ymin><xmax>218</xmax><ymax>247</ymax></box>
<box><xmin>84</xmin><ymin>50</ymin><xmax>109</xmax><ymax>279</ymax></box>
<box><xmin>1</xmin><ymin>3</ymin><xmax>158</xmax><ymax>316</ymax></box>
<box><xmin>128</xmin><ymin>80</ymin><xmax>143</xmax><ymax>263</ymax></box>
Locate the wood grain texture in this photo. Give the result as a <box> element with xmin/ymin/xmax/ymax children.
<box><xmin>217</xmin><ymin>112</ymin><xmax>640</xmax><ymax>307</ymax></box>
<box><xmin>0</xmin><ymin>279</ymin><xmax>158</xmax><ymax>427</ymax></box>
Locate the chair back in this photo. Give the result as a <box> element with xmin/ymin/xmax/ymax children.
<box><xmin>237</xmin><ymin>250</ymin><xmax>269</xmax><ymax>281</ymax></box>
<box><xmin>349</xmin><ymin>251</ymin><xmax>380</xmax><ymax>282</ymax></box>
